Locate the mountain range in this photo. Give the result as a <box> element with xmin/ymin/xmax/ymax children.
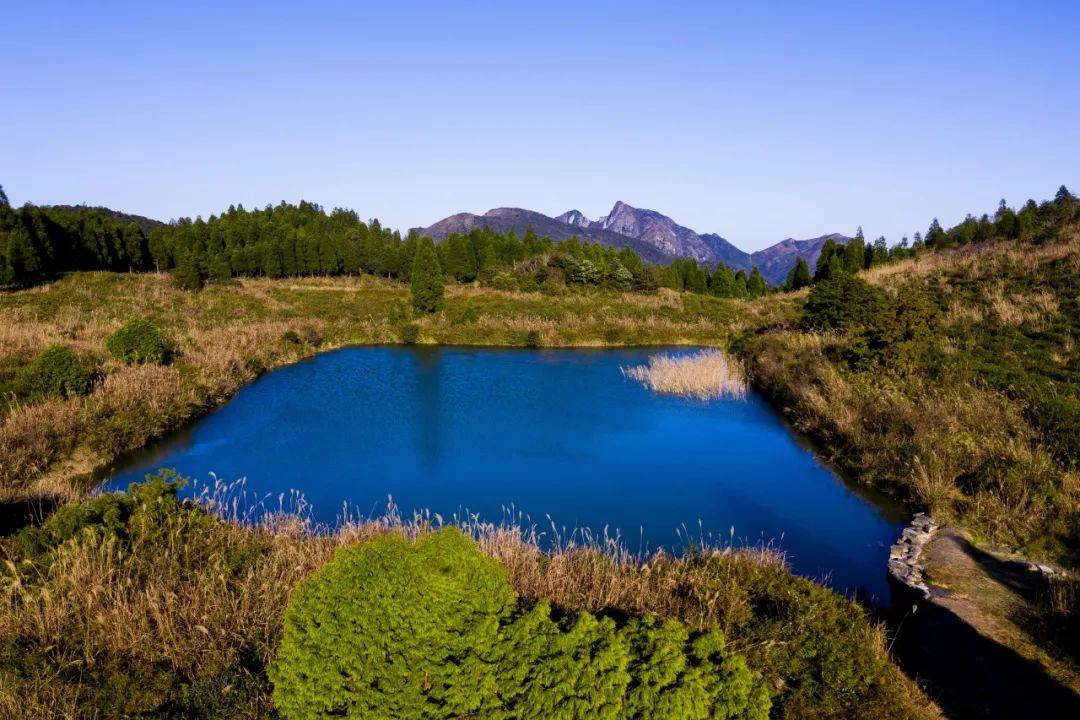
<box><xmin>417</xmin><ymin>202</ymin><xmax>848</xmax><ymax>285</ymax></box>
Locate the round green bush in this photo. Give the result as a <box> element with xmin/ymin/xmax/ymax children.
<box><xmin>18</xmin><ymin>345</ymin><xmax>92</xmax><ymax>399</ymax></box>
<box><xmin>271</xmin><ymin>529</ymin><xmax>771</xmax><ymax>720</ymax></box>
<box><xmin>105</xmin><ymin>318</ymin><xmax>170</xmax><ymax>365</ymax></box>
<box><xmin>270</xmin><ymin>529</ymin><xmax>516</xmax><ymax>719</ymax></box>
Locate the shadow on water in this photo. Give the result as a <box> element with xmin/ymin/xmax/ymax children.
<box><xmin>889</xmin><ymin>575</ymin><xmax>1080</xmax><ymax>718</ymax></box>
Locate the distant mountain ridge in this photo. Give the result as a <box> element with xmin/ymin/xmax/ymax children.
<box><xmin>418</xmin><ymin>201</ymin><xmax>849</xmax><ymax>284</ymax></box>
<box><xmin>416</xmin><ymin>207</ymin><xmax>681</xmax><ymax>265</ymax></box>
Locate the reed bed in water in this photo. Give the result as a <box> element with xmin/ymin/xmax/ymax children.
<box><xmin>622</xmin><ymin>349</ymin><xmax>748</xmax><ymax>400</ymax></box>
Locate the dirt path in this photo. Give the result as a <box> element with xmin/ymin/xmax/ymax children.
<box><xmin>891</xmin><ymin>526</ymin><xmax>1079</xmax><ymax>718</ymax></box>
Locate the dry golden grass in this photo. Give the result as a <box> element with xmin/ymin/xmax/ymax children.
<box><xmin>862</xmin><ymin>231</ymin><xmax>1079</xmax><ymax>289</ymax></box>
<box><xmin>623</xmin><ymin>349</ymin><xmax>748</xmax><ymax>401</ymax></box>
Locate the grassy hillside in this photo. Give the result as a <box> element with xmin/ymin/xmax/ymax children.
<box><xmin>743</xmin><ymin>230</ymin><xmax>1078</xmax><ymax>562</ymax></box>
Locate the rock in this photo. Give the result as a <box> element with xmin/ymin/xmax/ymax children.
<box><xmin>887</xmin><ymin>513</ymin><xmax>938</xmax><ymax>591</ymax></box>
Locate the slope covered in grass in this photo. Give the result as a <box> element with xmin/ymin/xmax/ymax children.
<box><xmin>743</xmin><ymin>229</ymin><xmax>1078</xmax><ymax>562</ymax></box>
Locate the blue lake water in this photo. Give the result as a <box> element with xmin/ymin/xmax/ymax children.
<box><xmin>104</xmin><ymin>346</ymin><xmax>905</xmax><ymax>600</ymax></box>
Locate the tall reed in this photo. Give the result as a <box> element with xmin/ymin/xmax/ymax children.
<box><xmin>622</xmin><ymin>349</ymin><xmax>748</xmax><ymax>400</ymax></box>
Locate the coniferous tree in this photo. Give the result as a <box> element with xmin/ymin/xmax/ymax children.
<box><xmin>733</xmin><ymin>270</ymin><xmax>748</xmax><ymax>297</ymax></box>
<box><xmin>814</xmin><ymin>238</ymin><xmax>841</xmax><ymax>282</ymax></box>
<box><xmin>911</xmin><ymin>231</ymin><xmax>924</xmax><ymax>253</ymax></box>
<box><xmin>173</xmin><ymin>248</ymin><xmax>205</xmax><ymax>291</ymax></box>
<box><xmin>870</xmin><ymin>236</ymin><xmax>888</xmax><ymax>266</ymax></box>
<box><xmin>785</xmin><ymin>257</ymin><xmax>811</xmax><ymax>290</ymax></box>
<box><xmin>0</xmin><ymin>184</ymin><xmax>9</xmax><ymax>208</ymax></box>
<box><xmin>844</xmin><ymin>228</ymin><xmax>866</xmax><ymax>273</ymax></box>
<box><xmin>410</xmin><ymin>238</ymin><xmax>445</xmax><ymax>314</ymax></box>
<box><xmin>747</xmin><ymin>267</ymin><xmax>768</xmax><ymax>297</ymax></box>
<box><xmin>686</xmin><ymin>263</ymin><xmax>708</xmax><ymax>293</ymax></box>
<box><xmin>926</xmin><ymin>218</ymin><xmax>946</xmax><ymax>248</ymax></box>
<box><xmin>709</xmin><ymin>263</ymin><xmax>737</xmax><ymax>296</ymax></box>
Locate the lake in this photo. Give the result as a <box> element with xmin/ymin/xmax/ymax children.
<box><xmin>104</xmin><ymin>346</ymin><xmax>906</xmax><ymax>600</ymax></box>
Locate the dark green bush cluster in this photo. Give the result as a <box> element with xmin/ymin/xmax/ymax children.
<box><xmin>801</xmin><ymin>273</ymin><xmax>887</xmax><ymax>333</ymax></box>
<box><xmin>12</xmin><ymin>472</ymin><xmax>196</xmax><ymax>565</ymax></box>
<box><xmin>16</xmin><ymin>344</ymin><xmax>92</xmax><ymax>399</ymax></box>
<box><xmin>106</xmin><ymin>318</ymin><xmax>170</xmax><ymax>364</ymax></box>
<box><xmin>270</xmin><ymin>529</ymin><xmax>770</xmax><ymax>720</ymax></box>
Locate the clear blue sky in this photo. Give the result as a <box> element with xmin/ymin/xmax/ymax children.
<box><xmin>3</xmin><ymin>1</ymin><xmax>1077</xmax><ymax>251</ymax></box>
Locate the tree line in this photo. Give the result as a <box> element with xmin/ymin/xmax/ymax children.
<box><xmin>3</xmin><ymin>183</ymin><xmax>1076</xmax><ymax>298</ymax></box>
<box><xmin>0</xmin><ymin>190</ymin><xmax>152</xmax><ymax>286</ymax></box>
<box><xmin>789</xmin><ymin>185</ymin><xmax>1079</xmax><ymax>291</ymax></box>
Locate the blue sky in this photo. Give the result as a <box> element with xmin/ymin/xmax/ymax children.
<box><xmin>3</xmin><ymin>1</ymin><xmax>1077</xmax><ymax>251</ymax></box>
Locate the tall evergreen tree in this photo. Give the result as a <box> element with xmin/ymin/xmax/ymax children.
<box><xmin>410</xmin><ymin>238</ymin><xmax>445</xmax><ymax>314</ymax></box>
<box><xmin>173</xmin><ymin>248</ymin><xmax>205</xmax><ymax>291</ymax></box>
<box><xmin>844</xmin><ymin>228</ymin><xmax>866</xmax><ymax>273</ymax></box>
<box><xmin>709</xmin><ymin>263</ymin><xmax>737</xmax><ymax>296</ymax></box>
<box><xmin>747</xmin><ymin>267</ymin><xmax>768</xmax><ymax>297</ymax></box>
<box><xmin>785</xmin><ymin>257</ymin><xmax>811</xmax><ymax>290</ymax></box>
<box><xmin>926</xmin><ymin>218</ymin><xmax>946</xmax><ymax>248</ymax></box>
<box><xmin>0</xmin><ymin>184</ymin><xmax>9</xmax><ymax>208</ymax></box>
<box><xmin>733</xmin><ymin>269</ymin><xmax>749</xmax><ymax>298</ymax></box>
<box><xmin>814</xmin><ymin>238</ymin><xmax>840</xmax><ymax>282</ymax></box>
<box><xmin>870</xmin><ymin>236</ymin><xmax>888</xmax><ymax>266</ymax></box>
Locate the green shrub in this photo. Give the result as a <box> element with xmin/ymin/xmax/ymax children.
<box><xmin>270</xmin><ymin>528</ymin><xmax>770</xmax><ymax>720</ymax></box>
<box><xmin>281</xmin><ymin>330</ymin><xmax>303</xmax><ymax>346</ymax></box>
<box><xmin>801</xmin><ymin>273</ymin><xmax>887</xmax><ymax>332</ymax></box>
<box><xmin>270</xmin><ymin>529</ymin><xmax>516</xmax><ymax>719</ymax></box>
<box><xmin>13</xmin><ymin>471</ymin><xmax>198</xmax><ymax>569</ymax></box>
<box><xmin>106</xmin><ymin>318</ymin><xmax>170</xmax><ymax>365</ymax></box>
<box><xmin>400</xmin><ymin>323</ymin><xmax>421</xmax><ymax>344</ymax></box>
<box><xmin>16</xmin><ymin>345</ymin><xmax>92</xmax><ymax>399</ymax></box>
<box><xmin>489</xmin><ymin>272</ymin><xmax>517</xmax><ymax>291</ymax></box>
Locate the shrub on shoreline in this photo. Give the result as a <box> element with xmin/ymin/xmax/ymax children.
<box><xmin>106</xmin><ymin>318</ymin><xmax>170</xmax><ymax>365</ymax></box>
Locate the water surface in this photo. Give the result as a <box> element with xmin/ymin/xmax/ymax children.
<box><xmin>106</xmin><ymin>347</ymin><xmax>905</xmax><ymax>599</ymax></box>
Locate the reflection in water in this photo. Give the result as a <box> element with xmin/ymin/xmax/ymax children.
<box><xmin>103</xmin><ymin>347</ymin><xmax>907</xmax><ymax>601</ymax></box>
<box><xmin>414</xmin><ymin>347</ymin><xmax>443</xmax><ymax>472</ymax></box>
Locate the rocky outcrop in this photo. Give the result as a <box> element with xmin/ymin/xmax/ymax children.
<box><xmin>888</xmin><ymin>513</ymin><xmax>937</xmax><ymax>597</ymax></box>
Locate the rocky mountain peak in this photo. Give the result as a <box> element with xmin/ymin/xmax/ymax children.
<box><xmin>555</xmin><ymin>209</ymin><xmax>593</xmax><ymax>229</ymax></box>
<box><xmin>421</xmin><ymin>202</ymin><xmax>848</xmax><ymax>286</ymax></box>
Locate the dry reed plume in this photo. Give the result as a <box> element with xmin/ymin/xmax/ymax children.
<box><xmin>622</xmin><ymin>349</ymin><xmax>748</xmax><ymax>400</ymax></box>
